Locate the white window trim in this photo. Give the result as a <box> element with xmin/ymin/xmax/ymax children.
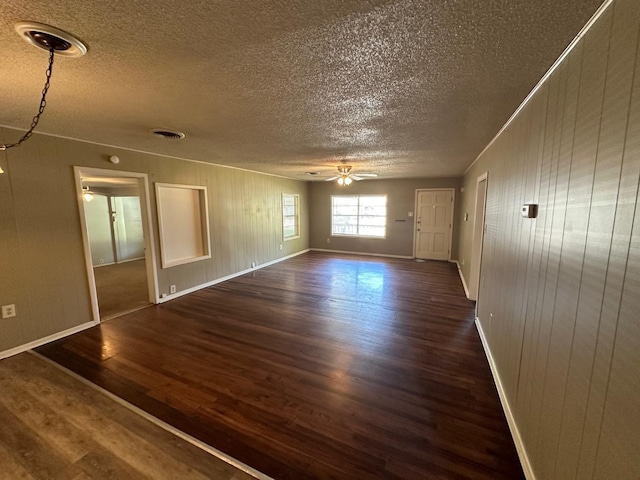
<box><xmin>282</xmin><ymin>193</ymin><xmax>300</xmax><ymax>241</ymax></box>
<box><xmin>331</xmin><ymin>194</ymin><xmax>387</xmax><ymax>239</ymax></box>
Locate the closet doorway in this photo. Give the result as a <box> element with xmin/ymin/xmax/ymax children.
<box><xmin>75</xmin><ymin>167</ymin><xmax>158</xmax><ymax>321</ymax></box>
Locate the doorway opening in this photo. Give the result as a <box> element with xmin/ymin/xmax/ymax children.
<box><xmin>469</xmin><ymin>173</ymin><xmax>488</xmax><ymax>302</ymax></box>
<box><xmin>74</xmin><ymin>167</ymin><xmax>158</xmax><ymax>321</ymax></box>
<box><xmin>413</xmin><ymin>189</ymin><xmax>454</xmax><ymax>261</ymax></box>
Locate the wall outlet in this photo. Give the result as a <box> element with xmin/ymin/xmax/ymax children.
<box><xmin>326</xmin><ymin>237</ymin><xmax>331</xmax><ymax>243</ymax></box>
<box><xmin>460</xmin><ymin>259</ymin><xmax>465</xmax><ymax>266</ymax></box>
<box><xmin>279</xmin><ymin>244</ymin><xmax>283</xmax><ymax>250</ymax></box>
<box><xmin>170</xmin><ymin>285</ymin><xmax>176</xmax><ymax>294</ymax></box>
<box><xmin>2</xmin><ymin>304</ymin><xmax>16</xmax><ymax>319</ymax></box>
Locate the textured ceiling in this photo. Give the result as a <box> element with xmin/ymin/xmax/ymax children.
<box><xmin>0</xmin><ymin>0</ymin><xmax>604</xmax><ymax>180</ymax></box>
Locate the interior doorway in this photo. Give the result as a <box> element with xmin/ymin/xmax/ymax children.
<box><xmin>469</xmin><ymin>173</ymin><xmax>488</xmax><ymax>301</ymax></box>
<box><xmin>74</xmin><ymin>167</ymin><xmax>158</xmax><ymax>321</ymax></box>
<box><xmin>413</xmin><ymin>189</ymin><xmax>454</xmax><ymax>260</ymax></box>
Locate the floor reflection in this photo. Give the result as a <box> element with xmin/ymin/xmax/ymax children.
<box><xmin>322</xmin><ymin>258</ymin><xmax>396</xmax><ymax>355</ymax></box>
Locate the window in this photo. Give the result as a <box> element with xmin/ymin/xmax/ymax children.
<box><xmin>283</xmin><ymin>194</ymin><xmax>300</xmax><ymax>240</ymax></box>
<box><xmin>331</xmin><ymin>195</ymin><xmax>387</xmax><ymax>238</ymax></box>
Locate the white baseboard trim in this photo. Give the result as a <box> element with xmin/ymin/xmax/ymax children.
<box><xmin>310</xmin><ymin>248</ymin><xmax>413</xmax><ymax>260</ymax></box>
<box><xmin>452</xmin><ymin>260</ymin><xmax>470</xmax><ymax>298</ymax></box>
<box><xmin>30</xmin><ymin>351</ymin><xmax>273</xmax><ymax>480</ymax></box>
<box><xmin>94</xmin><ymin>257</ymin><xmax>146</xmax><ymax>268</ymax></box>
<box><xmin>94</xmin><ymin>261</ymin><xmax>116</xmax><ymax>268</ymax></box>
<box><xmin>0</xmin><ymin>320</ymin><xmax>98</xmax><ymax>360</ymax></box>
<box><xmin>116</xmin><ymin>257</ymin><xmax>146</xmax><ymax>264</ymax></box>
<box><xmin>475</xmin><ymin>318</ymin><xmax>536</xmax><ymax>480</ymax></box>
<box><xmin>158</xmin><ymin>249</ymin><xmax>311</xmax><ymax>303</ymax></box>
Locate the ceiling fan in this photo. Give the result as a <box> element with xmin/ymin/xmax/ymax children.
<box><xmin>325</xmin><ymin>166</ymin><xmax>378</xmax><ymax>185</ymax></box>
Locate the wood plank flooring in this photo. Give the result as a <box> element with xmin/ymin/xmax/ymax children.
<box><xmin>0</xmin><ymin>352</ymin><xmax>256</xmax><ymax>480</ymax></box>
<box><xmin>37</xmin><ymin>252</ymin><xmax>525</xmax><ymax>479</ymax></box>
<box><xmin>94</xmin><ymin>259</ymin><xmax>150</xmax><ymax>320</ymax></box>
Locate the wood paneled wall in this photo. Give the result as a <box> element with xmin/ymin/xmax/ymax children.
<box><xmin>456</xmin><ymin>0</ymin><xmax>640</xmax><ymax>478</ymax></box>
<box><xmin>0</xmin><ymin>133</ymin><xmax>309</xmax><ymax>355</ymax></box>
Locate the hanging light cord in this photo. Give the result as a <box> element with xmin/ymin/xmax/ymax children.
<box><xmin>0</xmin><ymin>46</ymin><xmax>55</xmax><ymax>151</ymax></box>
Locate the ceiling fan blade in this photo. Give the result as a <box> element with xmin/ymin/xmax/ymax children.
<box><xmin>324</xmin><ymin>176</ymin><xmax>340</xmax><ymax>181</ymax></box>
<box><xmin>351</xmin><ymin>175</ymin><xmax>365</xmax><ymax>181</ymax></box>
<box><xmin>354</xmin><ymin>173</ymin><xmax>378</xmax><ymax>177</ymax></box>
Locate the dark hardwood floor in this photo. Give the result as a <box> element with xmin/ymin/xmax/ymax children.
<box><xmin>37</xmin><ymin>252</ymin><xmax>525</xmax><ymax>480</ymax></box>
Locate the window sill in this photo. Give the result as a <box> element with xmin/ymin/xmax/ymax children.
<box><xmin>330</xmin><ymin>234</ymin><xmax>386</xmax><ymax>240</ymax></box>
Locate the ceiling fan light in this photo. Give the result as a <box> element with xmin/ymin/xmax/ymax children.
<box><xmin>82</xmin><ymin>186</ymin><xmax>94</xmax><ymax>202</ymax></box>
<box><xmin>337</xmin><ymin>177</ymin><xmax>345</xmax><ymax>186</ymax></box>
<box><xmin>344</xmin><ymin>176</ymin><xmax>353</xmax><ymax>185</ymax></box>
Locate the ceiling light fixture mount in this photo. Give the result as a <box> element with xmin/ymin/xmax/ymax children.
<box><xmin>0</xmin><ymin>22</ymin><xmax>87</xmax><ymax>154</ymax></box>
<box><xmin>15</xmin><ymin>22</ymin><xmax>87</xmax><ymax>57</ymax></box>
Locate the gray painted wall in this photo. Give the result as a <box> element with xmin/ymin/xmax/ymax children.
<box><xmin>457</xmin><ymin>1</ymin><xmax>640</xmax><ymax>478</ymax></box>
<box><xmin>0</xmin><ymin>132</ymin><xmax>309</xmax><ymax>354</ymax></box>
<box><xmin>309</xmin><ymin>178</ymin><xmax>462</xmax><ymax>258</ymax></box>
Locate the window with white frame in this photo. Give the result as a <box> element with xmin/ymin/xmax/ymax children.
<box><xmin>282</xmin><ymin>194</ymin><xmax>300</xmax><ymax>240</ymax></box>
<box><xmin>331</xmin><ymin>195</ymin><xmax>387</xmax><ymax>238</ymax></box>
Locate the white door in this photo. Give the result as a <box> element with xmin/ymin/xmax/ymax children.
<box><xmin>415</xmin><ymin>189</ymin><xmax>453</xmax><ymax>260</ymax></box>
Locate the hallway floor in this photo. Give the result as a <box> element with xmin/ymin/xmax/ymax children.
<box><xmin>94</xmin><ymin>259</ymin><xmax>149</xmax><ymax>320</ymax></box>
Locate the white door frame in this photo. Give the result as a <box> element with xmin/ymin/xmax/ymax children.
<box><xmin>412</xmin><ymin>188</ymin><xmax>455</xmax><ymax>260</ymax></box>
<box><xmin>469</xmin><ymin>172</ymin><xmax>488</xmax><ymax>301</ymax></box>
<box><xmin>74</xmin><ymin>166</ymin><xmax>159</xmax><ymax>323</ymax></box>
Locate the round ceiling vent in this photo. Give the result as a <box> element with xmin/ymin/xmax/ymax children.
<box><xmin>151</xmin><ymin>129</ymin><xmax>186</xmax><ymax>140</ymax></box>
<box><xmin>15</xmin><ymin>22</ymin><xmax>87</xmax><ymax>57</ymax></box>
